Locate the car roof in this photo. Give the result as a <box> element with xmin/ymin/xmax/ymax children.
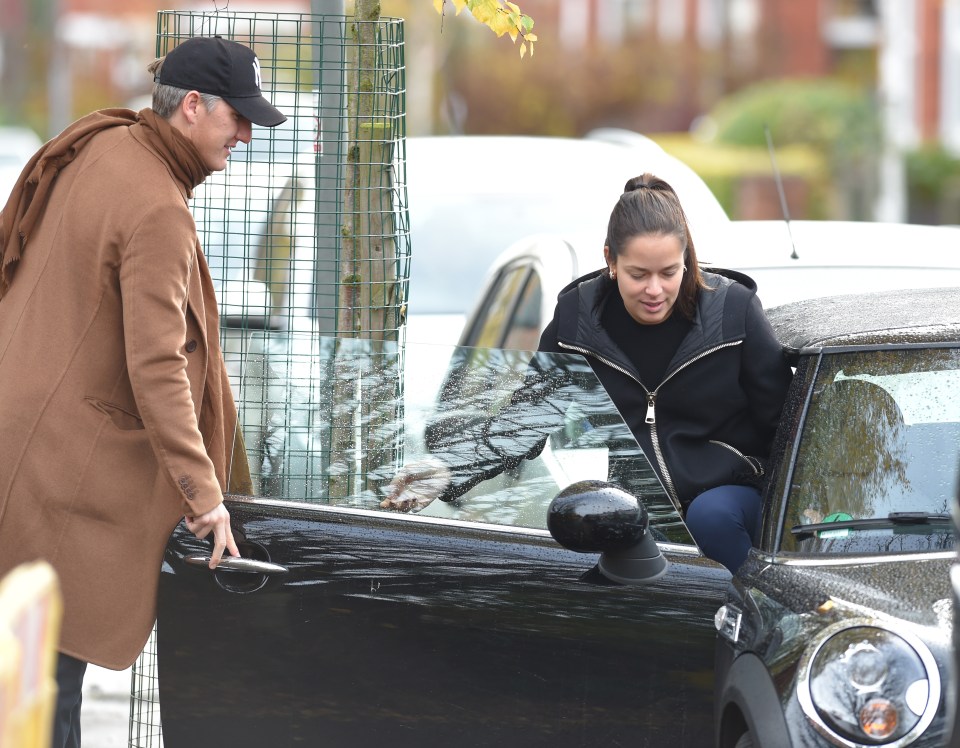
<box><xmin>705</xmin><ymin>219</ymin><xmax>960</xmax><ymax>268</ymax></box>
<box><xmin>553</xmin><ymin>219</ymin><xmax>960</xmax><ymax>271</ymax></box>
<box><xmin>766</xmin><ymin>286</ymin><xmax>960</xmax><ymax>354</ymax></box>
<box><xmin>403</xmin><ymin>134</ymin><xmax>727</xmax><ymax>222</ymax></box>
<box><xmin>400</xmin><ymin>134</ymin><xmax>728</xmax><ymax>315</ymax></box>
<box><xmin>709</xmin><ymin>220</ymin><xmax>960</xmax><ymax>306</ymax></box>
<box><xmin>494</xmin><ymin>220</ymin><xmax>960</xmax><ymax>309</ymax></box>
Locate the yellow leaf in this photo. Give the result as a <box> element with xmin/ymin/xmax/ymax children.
<box><xmin>519</xmin><ymin>41</ymin><xmax>527</xmax><ymax>59</ymax></box>
<box><xmin>472</xmin><ymin>7</ymin><xmax>496</xmax><ymax>24</ymax></box>
<box><xmin>433</xmin><ymin>0</ymin><xmax>444</xmax><ymax>13</ymax></box>
<box><xmin>489</xmin><ymin>15</ymin><xmax>515</xmax><ymax>35</ymax></box>
<box><xmin>453</xmin><ymin>0</ymin><xmax>539</xmax><ymax>58</ymax></box>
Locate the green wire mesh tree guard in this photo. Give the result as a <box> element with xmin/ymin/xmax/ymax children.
<box><xmin>128</xmin><ymin>11</ymin><xmax>408</xmax><ymax>746</ymax></box>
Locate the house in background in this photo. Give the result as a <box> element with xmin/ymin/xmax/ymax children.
<box><xmin>4</xmin><ymin>0</ymin><xmax>959</xmax><ymax>221</ymax></box>
<box><xmin>446</xmin><ymin>0</ymin><xmax>959</xmax><ymax>221</ymax></box>
<box><xmin>0</xmin><ymin>0</ymin><xmax>309</xmax><ymax>137</ymax></box>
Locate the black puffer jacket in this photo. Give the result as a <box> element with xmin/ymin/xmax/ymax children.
<box><xmin>538</xmin><ymin>268</ymin><xmax>793</xmax><ymax>511</ymax></box>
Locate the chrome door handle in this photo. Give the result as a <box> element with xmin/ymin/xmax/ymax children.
<box><xmin>185</xmin><ymin>555</ymin><xmax>289</xmax><ymax>574</ymax></box>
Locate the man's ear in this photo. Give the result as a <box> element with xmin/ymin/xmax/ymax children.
<box><xmin>180</xmin><ymin>91</ymin><xmax>203</xmax><ymax>124</ymax></box>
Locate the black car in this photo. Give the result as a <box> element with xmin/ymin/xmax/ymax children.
<box><xmin>714</xmin><ymin>288</ymin><xmax>957</xmax><ymax>748</ymax></box>
<box><xmin>156</xmin><ymin>287</ymin><xmax>959</xmax><ymax>747</ymax></box>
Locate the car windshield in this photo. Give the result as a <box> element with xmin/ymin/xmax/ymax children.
<box><xmin>223</xmin><ymin>332</ymin><xmax>692</xmax><ymax>544</ymax></box>
<box><xmin>781</xmin><ymin>346</ymin><xmax>960</xmax><ymax>555</ymax></box>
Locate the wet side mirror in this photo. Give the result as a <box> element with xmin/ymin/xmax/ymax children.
<box><xmin>547</xmin><ymin>480</ymin><xmax>668</xmax><ymax>585</ymax></box>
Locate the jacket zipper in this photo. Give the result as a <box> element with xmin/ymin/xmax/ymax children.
<box><xmin>559</xmin><ymin>339</ymin><xmax>743</xmax><ymax>505</ymax></box>
<box><xmin>709</xmin><ymin>440</ymin><xmax>763</xmax><ymax>475</ymax></box>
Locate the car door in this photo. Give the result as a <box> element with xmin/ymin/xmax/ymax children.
<box><xmin>157</xmin><ymin>337</ymin><xmax>730</xmax><ymax>748</ymax></box>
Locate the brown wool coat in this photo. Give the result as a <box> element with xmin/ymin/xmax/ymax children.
<box><xmin>0</xmin><ymin>112</ymin><xmax>245</xmax><ymax>669</ymax></box>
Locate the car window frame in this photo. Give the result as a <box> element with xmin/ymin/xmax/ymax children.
<box><xmin>765</xmin><ymin>342</ymin><xmax>960</xmax><ymax>560</ymax></box>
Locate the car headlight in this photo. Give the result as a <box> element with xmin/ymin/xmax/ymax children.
<box><xmin>797</xmin><ymin>619</ymin><xmax>941</xmax><ymax>747</ymax></box>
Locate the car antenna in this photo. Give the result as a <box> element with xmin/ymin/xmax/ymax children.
<box><xmin>764</xmin><ymin>124</ymin><xmax>799</xmax><ymax>260</ymax></box>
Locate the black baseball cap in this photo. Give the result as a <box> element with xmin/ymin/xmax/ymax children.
<box><xmin>156</xmin><ymin>36</ymin><xmax>286</xmax><ymax>127</ymax></box>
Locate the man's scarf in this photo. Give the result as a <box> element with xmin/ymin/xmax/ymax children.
<box><xmin>0</xmin><ymin>108</ymin><xmax>209</xmax><ymax>296</ymax></box>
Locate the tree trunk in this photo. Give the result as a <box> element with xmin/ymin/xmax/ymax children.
<box><xmin>339</xmin><ymin>0</ymin><xmax>397</xmax><ymax>341</ymax></box>
<box><xmin>330</xmin><ymin>0</ymin><xmax>401</xmax><ymax>498</ymax></box>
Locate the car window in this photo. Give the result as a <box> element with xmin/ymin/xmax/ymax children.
<box><xmin>502</xmin><ymin>272</ymin><xmax>543</xmax><ymax>351</ymax></box>
<box><xmin>465</xmin><ymin>263</ymin><xmax>542</xmax><ymax>349</ymax></box>
<box><xmin>225</xmin><ymin>333</ymin><xmax>693</xmax><ymax>545</ymax></box>
<box><xmin>781</xmin><ymin>346</ymin><xmax>960</xmax><ymax>555</ymax></box>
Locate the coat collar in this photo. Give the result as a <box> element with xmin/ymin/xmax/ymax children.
<box><xmin>554</xmin><ymin>268</ymin><xmax>753</xmax><ymax>377</ymax></box>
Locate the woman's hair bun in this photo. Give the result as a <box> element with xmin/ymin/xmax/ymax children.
<box><xmin>623</xmin><ymin>174</ymin><xmax>651</xmax><ymax>193</ymax></box>
<box><xmin>623</xmin><ymin>172</ymin><xmax>678</xmax><ymax>197</ymax></box>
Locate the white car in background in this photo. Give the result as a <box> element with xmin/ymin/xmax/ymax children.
<box><xmin>401</xmin><ymin>133</ymin><xmax>729</xmax><ymax>342</ymax></box>
<box><xmin>456</xmin><ymin>220</ymin><xmax>960</xmax><ymax>350</ymax></box>
<box><xmin>199</xmin><ymin>130</ymin><xmax>732</xmax><ymax>344</ymax></box>
<box><xmin>0</xmin><ymin>126</ymin><xmax>43</xmax><ymax>203</ymax></box>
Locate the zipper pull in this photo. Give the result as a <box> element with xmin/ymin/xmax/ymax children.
<box><xmin>645</xmin><ymin>392</ymin><xmax>656</xmax><ymax>424</ymax></box>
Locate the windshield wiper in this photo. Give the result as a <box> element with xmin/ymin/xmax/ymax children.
<box><xmin>791</xmin><ymin>512</ymin><xmax>952</xmax><ymax>539</ymax></box>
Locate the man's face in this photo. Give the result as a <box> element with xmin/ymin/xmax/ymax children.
<box><xmin>189</xmin><ymin>99</ymin><xmax>253</xmax><ymax>171</ymax></box>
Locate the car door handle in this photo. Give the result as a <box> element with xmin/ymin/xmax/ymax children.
<box><xmin>184</xmin><ymin>555</ymin><xmax>289</xmax><ymax>574</ymax></box>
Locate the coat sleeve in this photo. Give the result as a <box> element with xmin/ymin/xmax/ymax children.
<box><xmin>740</xmin><ymin>294</ymin><xmax>793</xmax><ymax>440</ymax></box>
<box><xmin>119</xmin><ymin>201</ymin><xmax>223</xmax><ymax>517</ymax></box>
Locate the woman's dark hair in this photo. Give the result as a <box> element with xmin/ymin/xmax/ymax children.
<box><xmin>606</xmin><ymin>173</ymin><xmax>707</xmax><ymax>320</ymax></box>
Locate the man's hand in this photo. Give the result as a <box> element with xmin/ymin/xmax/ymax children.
<box><xmin>380</xmin><ymin>456</ymin><xmax>452</xmax><ymax>512</ymax></box>
<box><xmin>184</xmin><ymin>502</ymin><xmax>240</xmax><ymax>569</ymax></box>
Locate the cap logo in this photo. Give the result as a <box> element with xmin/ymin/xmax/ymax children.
<box><xmin>252</xmin><ymin>57</ymin><xmax>262</xmax><ymax>90</ymax></box>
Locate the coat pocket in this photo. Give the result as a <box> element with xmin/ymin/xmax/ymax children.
<box><xmin>85</xmin><ymin>397</ymin><xmax>145</xmax><ymax>431</ymax></box>
<box><xmin>708</xmin><ymin>439</ymin><xmax>764</xmax><ymax>476</ymax></box>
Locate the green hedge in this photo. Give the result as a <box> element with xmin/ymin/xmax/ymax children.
<box><xmin>650</xmin><ymin>133</ymin><xmax>830</xmax><ymax>219</ymax></box>
<box><xmin>905</xmin><ymin>144</ymin><xmax>960</xmax><ymax>224</ymax></box>
<box><xmin>682</xmin><ymin>78</ymin><xmax>880</xmax><ymax>220</ymax></box>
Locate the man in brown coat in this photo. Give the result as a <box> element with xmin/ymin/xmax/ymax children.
<box><xmin>0</xmin><ymin>36</ymin><xmax>284</xmax><ymax>747</ymax></box>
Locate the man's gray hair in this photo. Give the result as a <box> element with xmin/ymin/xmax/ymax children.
<box><xmin>146</xmin><ymin>57</ymin><xmax>221</xmax><ymax>119</ymax></box>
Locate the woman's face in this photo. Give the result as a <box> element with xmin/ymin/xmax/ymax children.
<box><xmin>605</xmin><ymin>233</ymin><xmax>685</xmax><ymax>325</ymax></box>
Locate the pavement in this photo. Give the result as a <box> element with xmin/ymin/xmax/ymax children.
<box><xmin>82</xmin><ymin>664</ymin><xmax>134</xmax><ymax>747</ymax></box>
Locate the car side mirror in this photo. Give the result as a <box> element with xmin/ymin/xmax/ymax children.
<box><xmin>547</xmin><ymin>480</ymin><xmax>668</xmax><ymax>585</ymax></box>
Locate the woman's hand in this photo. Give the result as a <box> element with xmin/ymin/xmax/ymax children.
<box><xmin>184</xmin><ymin>502</ymin><xmax>240</xmax><ymax>568</ymax></box>
<box><xmin>380</xmin><ymin>456</ymin><xmax>452</xmax><ymax>512</ymax></box>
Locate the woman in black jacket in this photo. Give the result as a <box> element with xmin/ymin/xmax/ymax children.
<box><xmin>535</xmin><ymin>173</ymin><xmax>792</xmax><ymax>572</ymax></box>
<box><xmin>385</xmin><ymin>173</ymin><xmax>792</xmax><ymax>574</ymax></box>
